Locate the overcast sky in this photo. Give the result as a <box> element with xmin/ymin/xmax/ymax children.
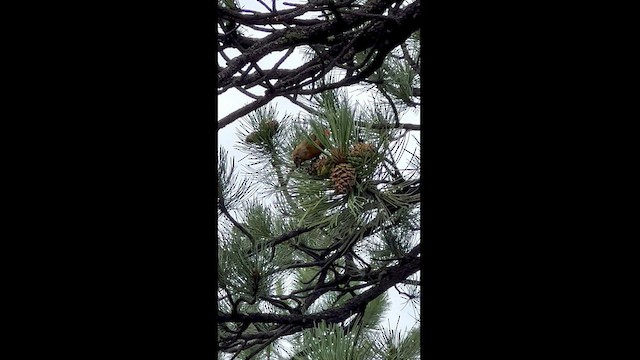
<box><xmin>218</xmin><ymin>0</ymin><xmax>420</xmax><ymax>341</ymax></box>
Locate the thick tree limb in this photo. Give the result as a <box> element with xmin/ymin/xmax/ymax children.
<box><xmin>218</xmin><ymin>247</ymin><xmax>420</xmax><ymax>325</ymax></box>
<box><xmin>217</xmin><ymin>0</ymin><xmax>421</xmax><ymax>130</ymax></box>
<box><xmin>218</xmin><ymin>93</ymin><xmax>276</xmax><ymax>130</ymax></box>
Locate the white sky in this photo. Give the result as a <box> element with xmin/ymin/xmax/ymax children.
<box><xmin>217</xmin><ymin>0</ymin><xmax>421</xmax><ymax>351</ymax></box>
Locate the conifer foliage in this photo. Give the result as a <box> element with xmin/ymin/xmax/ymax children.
<box><xmin>218</xmin><ymin>0</ymin><xmax>421</xmax><ymax>358</ymax></box>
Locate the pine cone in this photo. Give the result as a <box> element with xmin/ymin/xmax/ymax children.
<box><xmin>317</xmin><ymin>158</ymin><xmax>333</xmax><ymax>177</ymax></box>
<box><xmin>264</xmin><ymin>120</ymin><xmax>279</xmax><ymax>135</ymax></box>
<box><xmin>329</xmin><ymin>147</ymin><xmax>347</xmax><ymax>164</ymax></box>
<box><xmin>308</xmin><ymin>156</ymin><xmax>332</xmax><ymax>177</ymax></box>
<box><xmin>350</xmin><ymin>142</ymin><xmax>375</xmax><ymax>158</ymax></box>
<box><xmin>245</xmin><ymin>132</ymin><xmax>259</xmax><ymax>144</ymax></box>
<box><xmin>308</xmin><ymin>157</ymin><xmax>322</xmax><ymax>175</ymax></box>
<box><xmin>330</xmin><ymin>163</ymin><xmax>357</xmax><ymax>194</ymax></box>
<box><xmin>312</xmin><ymin>156</ymin><xmax>333</xmax><ymax>177</ymax></box>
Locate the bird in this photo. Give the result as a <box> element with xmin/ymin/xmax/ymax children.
<box><xmin>292</xmin><ymin>129</ymin><xmax>331</xmax><ymax>168</ymax></box>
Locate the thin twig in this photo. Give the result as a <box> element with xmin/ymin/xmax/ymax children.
<box><xmin>255</xmin><ymin>0</ymin><xmax>273</xmax><ymax>13</ymax></box>
<box><xmin>401</xmin><ymin>42</ymin><xmax>420</xmax><ymax>75</ymax></box>
<box><xmin>377</xmin><ymin>84</ymin><xmax>401</xmax><ymax>126</ymax></box>
<box><xmin>247</xmin><ymin>225</ymin><xmax>316</xmax><ymax>256</ymax></box>
<box><xmin>219</xmin><ymin>201</ymin><xmax>254</xmax><ymax>242</ymax></box>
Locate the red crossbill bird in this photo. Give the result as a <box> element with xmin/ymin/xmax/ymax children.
<box><xmin>292</xmin><ymin>129</ymin><xmax>331</xmax><ymax>168</ymax></box>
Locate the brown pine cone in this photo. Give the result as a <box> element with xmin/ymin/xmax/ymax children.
<box><xmin>330</xmin><ymin>163</ymin><xmax>357</xmax><ymax>194</ymax></box>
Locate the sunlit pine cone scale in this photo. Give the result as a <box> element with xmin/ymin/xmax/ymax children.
<box><xmin>330</xmin><ymin>163</ymin><xmax>357</xmax><ymax>194</ymax></box>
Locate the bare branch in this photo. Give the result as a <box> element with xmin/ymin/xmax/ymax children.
<box><xmin>218</xmin><ymin>93</ymin><xmax>276</xmax><ymax>130</ymax></box>
<box><xmin>218</xmin><ymin>249</ymin><xmax>420</xmax><ymax>325</ymax></box>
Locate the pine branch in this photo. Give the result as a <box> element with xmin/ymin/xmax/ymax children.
<box><xmin>247</xmin><ymin>225</ymin><xmax>316</xmax><ymax>257</ymax></box>
<box><xmin>217</xmin><ymin>0</ymin><xmax>421</xmax><ymax>129</ymax></box>
<box><xmin>219</xmin><ymin>247</ymin><xmax>419</xmax><ymax>326</ymax></box>
<box><xmin>219</xmin><ymin>199</ymin><xmax>254</xmax><ymax>242</ymax></box>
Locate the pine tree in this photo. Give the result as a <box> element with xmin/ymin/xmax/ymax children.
<box><xmin>218</xmin><ymin>1</ymin><xmax>421</xmax><ymax>359</ymax></box>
